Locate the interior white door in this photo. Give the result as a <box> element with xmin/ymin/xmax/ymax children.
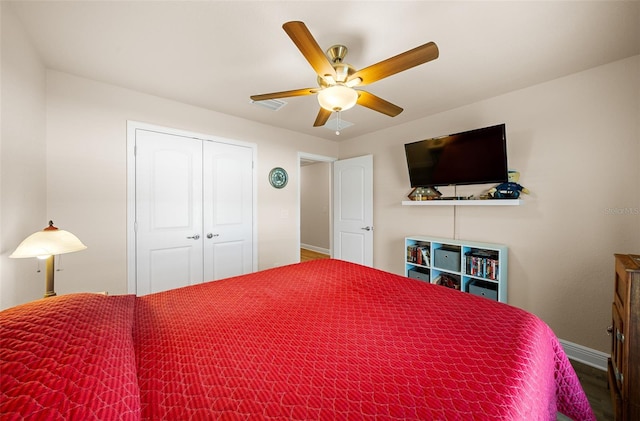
<box><xmin>333</xmin><ymin>155</ymin><xmax>373</xmax><ymax>266</ymax></box>
<box><xmin>135</xmin><ymin>129</ymin><xmax>204</xmax><ymax>295</ymax></box>
<box><xmin>203</xmin><ymin>141</ymin><xmax>253</xmax><ymax>281</ymax></box>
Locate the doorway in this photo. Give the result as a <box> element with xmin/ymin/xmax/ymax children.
<box><xmin>298</xmin><ymin>153</ymin><xmax>335</xmax><ymax>261</ymax></box>
<box><xmin>297</xmin><ymin>153</ymin><xmax>374</xmax><ymax>267</ymax></box>
<box><xmin>332</xmin><ymin>155</ymin><xmax>374</xmax><ymax>266</ymax></box>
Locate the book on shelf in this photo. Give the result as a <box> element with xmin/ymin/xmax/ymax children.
<box><xmin>406</xmin><ymin>244</ymin><xmax>430</xmax><ymax>267</ymax></box>
<box><xmin>420</xmin><ymin>247</ymin><xmax>430</xmax><ymax>267</ymax></box>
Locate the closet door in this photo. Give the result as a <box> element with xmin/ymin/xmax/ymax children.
<box><xmin>135</xmin><ymin>130</ymin><xmax>204</xmax><ymax>295</ymax></box>
<box><xmin>203</xmin><ymin>141</ymin><xmax>253</xmax><ymax>281</ymax></box>
<box><xmin>133</xmin><ymin>126</ymin><xmax>255</xmax><ymax>295</ymax></box>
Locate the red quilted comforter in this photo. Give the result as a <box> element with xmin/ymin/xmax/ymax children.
<box><xmin>1</xmin><ymin>259</ymin><xmax>594</xmax><ymax>420</ymax></box>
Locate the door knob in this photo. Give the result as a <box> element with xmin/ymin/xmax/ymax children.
<box><xmin>361</xmin><ymin>226</ymin><xmax>373</xmax><ymax>231</ymax></box>
<box><xmin>206</xmin><ymin>233</ymin><xmax>220</xmax><ymax>239</ymax></box>
<box><xmin>187</xmin><ymin>234</ymin><xmax>200</xmax><ymax>240</ymax></box>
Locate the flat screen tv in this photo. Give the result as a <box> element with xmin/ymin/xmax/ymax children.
<box><xmin>404</xmin><ymin>123</ymin><xmax>508</xmax><ymax>188</ymax></box>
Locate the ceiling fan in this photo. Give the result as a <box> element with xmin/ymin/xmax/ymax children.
<box><xmin>250</xmin><ymin>21</ymin><xmax>439</xmax><ymax>130</ymax></box>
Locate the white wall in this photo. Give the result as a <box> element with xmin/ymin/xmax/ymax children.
<box><xmin>0</xmin><ymin>4</ymin><xmax>48</xmax><ymax>309</ymax></box>
<box><xmin>41</xmin><ymin>70</ymin><xmax>338</xmax><ymax>301</ymax></box>
<box><xmin>338</xmin><ymin>55</ymin><xmax>640</xmax><ymax>353</ymax></box>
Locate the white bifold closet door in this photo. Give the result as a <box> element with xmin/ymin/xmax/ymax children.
<box><xmin>135</xmin><ymin>129</ymin><xmax>253</xmax><ymax>295</ymax></box>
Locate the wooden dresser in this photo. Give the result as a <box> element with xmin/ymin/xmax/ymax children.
<box><xmin>609</xmin><ymin>254</ymin><xmax>640</xmax><ymax>420</ymax></box>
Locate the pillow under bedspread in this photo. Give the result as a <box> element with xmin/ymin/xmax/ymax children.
<box><xmin>0</xmin><ymin>293</ymin><xmax>140</xmax><ymax>420</ymax></box>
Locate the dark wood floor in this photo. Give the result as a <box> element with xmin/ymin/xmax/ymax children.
<box><xmin>300</xmin><ymin>250</ymin><xmax>613</xmax><ymax>419</ymax></box>
<box><xmin>569</xmin><ymin>360</ymin><xmax>613</xmax><ymax>421</ymax></box>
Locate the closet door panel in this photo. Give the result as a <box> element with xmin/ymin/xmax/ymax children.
<box><xmin>203</xmin><ymin>141</ymin><xmax>253</xmax><ymax>282</ymax></box>
<box><xmin>135</xmin><ymin>130</ymin><xmax>203</xmax><ymax>295</ymax></box>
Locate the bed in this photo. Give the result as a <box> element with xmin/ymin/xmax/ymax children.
<box><xmin>1</xmin><ymin>259</ymin><xmax>594</xmax><ymax>420</ymax></box>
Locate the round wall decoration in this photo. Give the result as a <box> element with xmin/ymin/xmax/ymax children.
<box><xmin>269</xmin><ymin>167</ymin><xmax>288</xmax><ymax>189</ymax></box>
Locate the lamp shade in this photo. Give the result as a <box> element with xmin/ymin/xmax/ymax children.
<box><xmin>10</xmin><ymin>221</ymin><xmax>87</xmax><ymax>259</ymax></box>
<box><xmin>317</xmin><ymin>85</ymin><xmax>359</xmax><ymax>112</ymax></box>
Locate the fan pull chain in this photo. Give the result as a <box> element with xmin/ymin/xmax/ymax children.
<box><xmin>335</xmin><ymin>111</ymin><xmax>342</xmax><ymax>136</ymax></box>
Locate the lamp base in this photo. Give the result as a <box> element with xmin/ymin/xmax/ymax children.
<box><xmin>44</xmin><ymin>255</ymin><xmax>56</xmax><ymax>298</ymax></box>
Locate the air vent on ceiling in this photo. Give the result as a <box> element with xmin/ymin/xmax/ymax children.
<box><xmin>323</xmin><ymin>117</ymin><xmax>354</xmax><ymax>132</ymax></box>
<box><xmin>250</xmin><ymin>98</ymin><xmax>287</xmax><ymax>111</ymax></box>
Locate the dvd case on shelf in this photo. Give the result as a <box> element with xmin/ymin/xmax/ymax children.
<box><xmin>465</xmin><ymin>249</ymin><xmax>499</xmax><ymax>280</ymax></box>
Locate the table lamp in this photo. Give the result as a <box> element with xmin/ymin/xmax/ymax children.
<box><xmin>10</xmin><ymin>221</ymin><xmax>87</xmax><ymax>298</ymax></box>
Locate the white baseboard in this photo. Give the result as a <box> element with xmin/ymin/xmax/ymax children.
<box><xmin>560</xmin><ymin>339</ymin><xmax>608</xmax><ymax>371</ymax></box>
<box><xmin>301</xmin><ymin>244</ymin><xmax>330</xmax><ymax>256</ymax></box>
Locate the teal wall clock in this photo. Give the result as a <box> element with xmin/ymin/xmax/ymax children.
<box><xmin>269</xmin><ymin>167</ymin><xmax>288</xmax><ymax>189</ymax></box>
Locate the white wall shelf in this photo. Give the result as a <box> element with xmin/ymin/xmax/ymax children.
<box><xmin>401</xmin><ymin>199</ymin><xmax>521</xmax><ymax>206</ymax></box>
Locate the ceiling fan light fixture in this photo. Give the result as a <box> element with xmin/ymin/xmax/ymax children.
<box><xmin>345</xmin><ymin>77</ymin><xmax>362</xmax><ymax>88</ymax></box>
<box><xmin>252</xmin><ymin>22</ymin><xmax>439</xmax><ymax>127</ymax></box>
<box><xmin>317</xmin><ymin>85</ymin><xmax>358</xmax><ymax>112</ymax></box>
<box><xmin>323</xmin><ymin>74</ymin><xmax>336</xmax><ymax>85</ymax></box>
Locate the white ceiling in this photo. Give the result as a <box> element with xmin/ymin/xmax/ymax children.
<box><xmin>6</xmin><ymin>1</ymin><xmax>640</xmax><ymax>141</ymax></box>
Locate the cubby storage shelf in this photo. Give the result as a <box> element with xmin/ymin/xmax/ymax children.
<box><xmin>405</xmin><ymin>236</ymin><xmax>508</xmax><ymax>303</ymax></box>
<box><xmin>401</xmin><ymin>199</ymin><xmax>521</xmax><ymax>206</ymax></box>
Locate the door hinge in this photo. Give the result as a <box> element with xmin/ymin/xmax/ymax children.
<box><xmin>613</xmin><ymin>360</ymin><xmax>624</xmax><ymax>384</ymax></box>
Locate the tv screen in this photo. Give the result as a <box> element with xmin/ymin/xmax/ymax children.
<box><xmin>404</xmin><ymin>124</ymin><xmax>508</xmax><ymax>187</ymax></box>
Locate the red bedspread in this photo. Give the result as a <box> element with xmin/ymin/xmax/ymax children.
<box><xmin>133</xmin><ymin>259</ymin><xmax>594</xmax><ymax>420</ymax></box>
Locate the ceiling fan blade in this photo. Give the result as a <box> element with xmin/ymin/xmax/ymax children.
<box><xmin>250</xmin><ymin>88</ymin><xmax>317</xmax><ymax>101</ymax></box>
<box><xmin>356</xmin><ymin>90</ymin><xmax>403</xmax><ymax>117</ymax></box>
<box><xmin>283</xmin><ymin>21</ymin><xmax>337</xmax><ymax>81</ymax></box>
<box><xmin>313</xmin><ymin>108</ymin><xmax>332</xmax><ymax>127</ymax></box>
<box><xmin>350</xmin><ymin>42</ymin><xmax>439</xmax><ymax>87</ymax></box>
